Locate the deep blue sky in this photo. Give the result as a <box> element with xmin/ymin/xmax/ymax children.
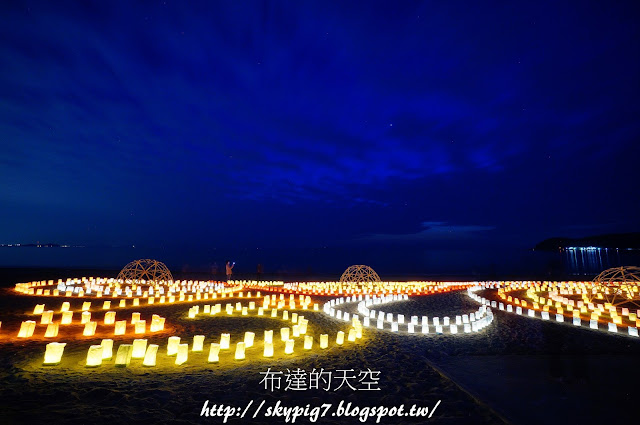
<box><xmin>1</xmin><ymin>1</ymin><xmax>639</xmax><ymax>273</ymax></box>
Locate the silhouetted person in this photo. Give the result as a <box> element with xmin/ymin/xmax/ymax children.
<box><xmin>226</xmin><ymin>261</ymin><xmax>235</xmax><ymax>281</ymax></box>
<box><xmin>257</xmin><ymin>263</ymin><xmax>264</xmax><ymax>280</ymax></box>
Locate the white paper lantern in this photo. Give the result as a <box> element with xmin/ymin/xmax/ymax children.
<box><xmin>43</xmin><ymin>342</ymin><xmax>66</xmax><ymax>365</ymax></box>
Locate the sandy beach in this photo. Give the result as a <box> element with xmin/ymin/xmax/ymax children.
<box><xmin>1</xmin><ymin>269</ymin><xmax>638</xmax><ymax>425</ymax></box>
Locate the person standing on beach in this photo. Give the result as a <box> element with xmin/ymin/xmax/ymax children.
<box><xmin>226</xmin><ymin>261</ymin><xmax>235</xmax><ymax>281</ymax></box>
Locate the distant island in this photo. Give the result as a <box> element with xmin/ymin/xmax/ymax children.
<box><xmin>0</xmin><ymin>243</ymin><xmax>83</xmax><ymax>248</ymax></box>
<box><xmin>535</xmin><ymin>232</ymin><xmax>640</xmax><ymax>251</ymax></box>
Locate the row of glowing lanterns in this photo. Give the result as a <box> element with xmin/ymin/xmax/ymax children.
<box><xmin>42</xmin><ymin>325</ymin><xmax>363</xmax><ymax>366</ymax></box>
<box><xmin>246</xmin><ymin>281</ymin><xmax>475</xmax><ymax>296</ymax></box>
<box><xmin>476</xmin><ymin>282</ymin><xmax>640</xmax><ymax>337</ymax></box>
<box><xmin>323</xmin><ymin>294</ymin><xmax>494</xmax><ymax>334</ymax></box>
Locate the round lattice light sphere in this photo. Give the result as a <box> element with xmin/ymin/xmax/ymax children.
<box><xmin>339</xmin><ymin>265</ymin><xmax>381</xmax><ymax>283</ymax></box>
<box><xmin>588</xmin><ymin>266</ymin><xmax>640</xmax><ymax>307</ymax></box>
<box><xmin>117</xmin><ymin>259</ymin><xmax>174</xmax><ymax>286</ymax></box>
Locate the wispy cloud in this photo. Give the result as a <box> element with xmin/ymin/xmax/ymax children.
<box><xmin>363</xmin><ymin>221</ymin><xmax>495</xmax><ymax>242</ymax></box>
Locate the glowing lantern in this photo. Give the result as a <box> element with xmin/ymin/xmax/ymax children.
<box><xmin>280</xmin><ymin>328</ymin><xmax>290</xmax><ymax>341</ymax></box>
<box><xmin>81</xmin><ymin>302</ymin><xmax>91</xmax><ymax>311</ymax></box>
<box><xmin>234</xmin><ymin>342</ymin><xmax>246</xmax><ymax>360</ymax></box>
<box><xmin>131</xmin><ymin>312</ymin><xmax>141</xmax><ymax>324</ymax></box>
<box><xmin>292</xmin><ymin>313</ymin><xmax>298</xmax><ymax>324</ymax></box>
<box><xmin>249</xmin><ymin>301</ymin><xmax>255</xmax><ymax>310</ymax></box>
<box><xmin>44</xmin><ymin>323</ymin><xmax>59</xmax><ymax>338</ymax></box>
<box><xmin>167</xmin><ymin>336</ymin><xmax>181</xmax><ymax>355</ymax></box>
<box><xmin>83</xmin><ymin>321</ymin><xmax>97</xmax><ymax>336</ymax></box>
<box><xmin>262</xmin><ymin>341</ymin><xmax>274</xmax><ymax>357</ymax></box>
<box><xmin>132</xmin><ymin>339</ymin><xmax>148</xmax><ymax>358</ymax></box>
<box><xmin>284</xmin><ymin>339</ymin><xmax>294</xmax><ymax>354</ymax></box>
<box><xmin>173</xmin><ymin>343</ymin><xmax>187</xmax><ymax>365</ymax></box>
<box><xmin>264</xmin><ymin>330</ymin><xmax>273</xmax><ymax>344</ymax></box>
<box><xmin>193</xmin><ymin>335</ymin><xmax>205</xmax><ymax>351</ymax></box>
<box><xmin>104</xmin><ymin>311</ymin><xmax>116</xmax><ymax>325</ymax></box>
<box><xmin>348</xmin><ymin>329</ymin><xmax>356</xmax><ymax>341</ymax></box>
<box><xmin>271</xmin><ymin>309</ymin><xmax>278</xmax><ymax>318</ymax></box>
<box><xmin>143</xmin><ymin>344</ymin><xmax>159</xmax><ymax>366</ymax></box>
<box><xmin>318</xmin><ymin>334</ymin><xmax>328</xmax><ymax>350</ymax></box>
<box><xmin>34</xmin><ymin>304</ymin><xmax>45</xmax><ymax>315</ymax></box>
<box><xmin>119</xmin><ymin>300</ymin><xmax>126</xmax><ymax>308</ymax></box>
<box><xmin>283</xmin><ymin>311</ymin><xmax>289</xmax><ymax>321</ymax></box>
<box><xmin>99</xmin><ymin>342</ymin><xmax>112</xmax><ymax>362</ymax></box>
<box><xmin>103</xmin><ymin>301</ymin><xmax>111</xmax><ymax>309</ymax></box>
<box><xmin>86</xmin><ymin>345</ymin><xmax>103</xmax><ymax>367</ymax></box>
<box><xmin>133</xmin><ymin>299</ymin><xmax>139</xmax><ymax>306</ymax></box>
<box><xmin>61</xmin><ymin>311</ymin><xmax>73</xmax><ymax>325</ymax></box>
<box><xmin>41</xmin><ymin>310</ymin><xmax>53</xmax><ymax>325</ymax></box>
<box><xmin>244</xmin><ymin>332</ymin><xmax>255</xmax><ymax>348</ymax></box>
<box><xmin>135</xmin><ymin>320</ymin><xmax>146</xmax><ymax>334</ymax></box>
<box><xmin>81</xmin><ymin>311</ymin><xmax>91</xmax><ymax>324</ymax></box>
<box><xmin>208</xmin><ymin>343</ymin><xmax>221</xmax><ymax>362</ymax></box>
<box><xmin>43</xmin><ymin>342</ymin><xmax>66</xmax><ymax>365</ymax></box>
<box><xmin>292</xmin><ymin>325</ymin><xmax>300</xmax><ymax>337</ymax></box>
<box><xmin>220</xmin><ymin>333</ymin><xmax>231</xmax><ymax>349</ymax></box>
<box><xmin>304</xmin><ymin>336</ymin><xmax>313</xmax><ymax>350</ymax></box>
<box><xmin>60</xmin><ymin>302</ymin><xmax>70</xmax><ymax>312</ymax></box>
<box><xmin>150</xmin><ymin>316</ymin><xmax>165</xmax><ymax>332</ymax></box>
<box><xmin>336</xmin><ymin>331</ymin><xmax>345</xmax><ymax>345</ymax></box>
<box><xmin>299</xmin><ymin>320</ymin><xmax>308</xmax><ymax>334</ymax></box>
<box><xmin>115</xmin><ymin>344</ymin><xmax>133</xmax><ymax>367</ymax></box>
<box><xmin>114</xmin><ymin>320</ymin><xmax>127</xmax><ymax>335</ymax></box>
<box><xmin>18</xmin><ymin>320</ymin><xmax>36</xmax><ymax>338</ymax></box>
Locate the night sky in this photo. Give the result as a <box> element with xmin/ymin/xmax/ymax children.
<box><xmin>1</xmin><ymin>1</ymin><xmax>639</xmax><ymax>274</ymax></box>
